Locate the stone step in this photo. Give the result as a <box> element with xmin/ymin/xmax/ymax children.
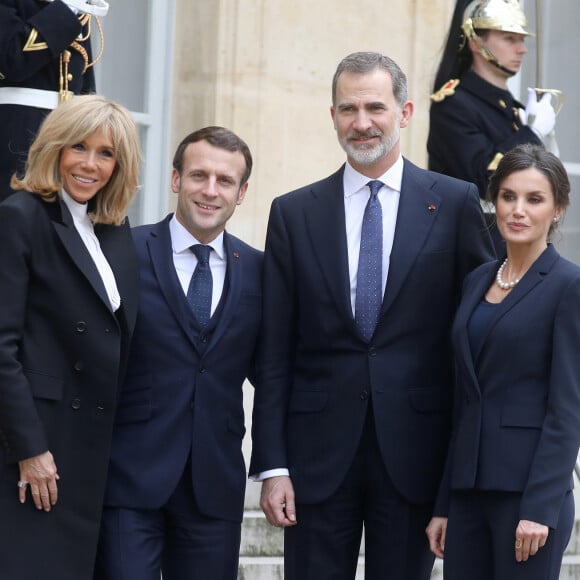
<box><xmin>239</xmin><ymin>555</ymin><xmax>580</xmax><ymax>579</ymax></box>
<box><xmin>242</xmin><ymin>510</ymin><xmax>580</xmax><ymax>556</ymax></box>
<box><xmin>240</xmin><ymin>510</ymin><xmax>580</xmax><ymax>578</ymax></box>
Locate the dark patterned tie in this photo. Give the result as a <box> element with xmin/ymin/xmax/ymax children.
<box><xmin>355</xmin><ymin>180</ymin><xmax>383</xmax><ymax>341</ymax></box>
<box><xmin>187</xmin><ymin>244</ymin><xmax>213</xmax><ymax>328</ymax></box>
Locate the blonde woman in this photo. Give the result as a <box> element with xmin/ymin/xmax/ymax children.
<box><xmin>0</xmin><ymin>94</ymin><xmax>141</xmax><ymax>579</ymax></box>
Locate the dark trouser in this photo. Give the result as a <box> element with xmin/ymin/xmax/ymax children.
<box><xmin>444</xmin><ymin>489</ymin><xmax>574</xmax><ymax>580</ymax></box>
<box><xmin>284</xmin><ymin>411</ymin><xmax>435</xmax><ymax>580</ymax></box>
<box><xmin>95</xmin><ymin>465</ymin><xmax>241</xmax><ymax>580</ymax></box>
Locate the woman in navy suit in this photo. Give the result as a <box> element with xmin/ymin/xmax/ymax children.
<box><xmin>426</xmin><ymin>144</ymin><xmax>580</xmax><ymax>580</ymax></box>
<box><xmin>0</xmin><ymin>94</ymin><xmax>140</xmax><ymax>579</ymax></box>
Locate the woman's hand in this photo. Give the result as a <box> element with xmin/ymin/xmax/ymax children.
<box><xmin>426</xmin><ymin>516</ymin><xmax>447</xmax><ymax>558</ymax></box>
<box><xmin>18</xmin><ymin>451</ymin><xmax>59</xmax><ymax>511</ymax></box>
<box><xmin>514</xmin><ymin>519</ymin><xmax>549</xmax><ymax>562</ymax></box>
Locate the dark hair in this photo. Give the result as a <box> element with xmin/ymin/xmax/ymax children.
<box><xmin>432</xmin><ymin>0</ymin><xmax>487</xmax><ymax>91</ymax></box>
<box><xmin>172</xmin><ymin>126</ymin><xmax>253</xmax><ymax>186</ymax></box>
<box><xmin>488</xmin><ymin>144</ymin><xmax>570</xmax><ymax>235</ymax></box>
<box><xmin>332</xmin><ymin>51</ymin><xmax>408</xmax><ymax>107</ymax></box>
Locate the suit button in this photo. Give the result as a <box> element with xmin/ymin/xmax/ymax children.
<box><xmin>96</xmin><ymin>405</ymin><xmax>105</xmax><ymax>413</ymax></box>
<box><xmin>104</xmin><ymin>328</ymin><xmax>111</xmax><ymax>333</ymax></box>
<box><xmin>75</xmin><ymin>321</ymin><xmax>87</xmax><ymax>333</ymax></box>
<box><xmin>360</xmin><ymin>390</ymin><xmax>369</xmax><ymax>400</ymax></box>
<box><xmin>73</xmin><ymin>361</ymin><xmax>84</xmax><ymax>371</ymax></box>
<box><xmin>71</xmin><ymin>398</ymin><xmax>81</xmax><ymax>410</ymax></box>
<box><xmin>368</xmin><ymin>347</ymin><xmax>377</xmax><ymax>357</ymax></box>
<box><xmin>199</xmin><ymin>367</ymin><xmax>206</xmax><ymax>373</ymax></box>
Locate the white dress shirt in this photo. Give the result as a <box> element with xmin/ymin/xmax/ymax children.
<box><xmin>169</xmin><ymin>214</ymin><xmax>226</xmax><ymax>314</ymax></box>
<box><xmin>62</xmin><ymin>190</ymin><xmax>121</xmax><ymax>311</ymax></box>
<box><xmin>343</xmin><ymin>155</ymin><xmax>403</xmax><ymax>315</ymax></box>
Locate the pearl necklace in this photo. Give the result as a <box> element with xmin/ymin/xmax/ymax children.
<box><xmin>496</xmin><ymin>258</ymin><xmax>521</xmax><ymax>290</ymax></box>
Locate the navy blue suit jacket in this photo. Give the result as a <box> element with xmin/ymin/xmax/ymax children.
<box><xmin>104</xmin><ymin>215</ymin><xmax>262</xmax><ymax>523</ymax></box>
<box><xmin>436</xmin><ymin>245</ymin><xmax>580</xmax><ymax>528</ymax></box>
<box><xmin>250</xmin><ymin>159</ymin><xmax>494</xmax><ymax>506</ymax></box>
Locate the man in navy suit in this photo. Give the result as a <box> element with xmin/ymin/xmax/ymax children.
<box><xmin>250</xmin><ymin>52</ymin><xmax>494</xmax><ymax>580</ymax></box>
<box><xmin>95</xmin><ymin>126</ymin><xmax>262</xmax><ymax>580</ymax></box>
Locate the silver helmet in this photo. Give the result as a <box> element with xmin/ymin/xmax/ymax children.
<box><xmin>462</xmin><ymin>0</ymin><xmax>533</xmax><ymax>39</ymax></box>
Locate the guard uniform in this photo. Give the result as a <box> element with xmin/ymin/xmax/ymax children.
<box><xmin>428</xmin><ymin>70</ymin><xmax>541</xmax><ymax>200</ymax></box>
<box><xmin>0</xmin><ymin>0</ymin><xmax>97</xmax><ymax>201</ymax></box>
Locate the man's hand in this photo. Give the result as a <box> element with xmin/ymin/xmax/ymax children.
<box><xmin>260</xmin><ymin>475</ymin><xmax>297</xmax><ymax>528</ymax></box>
<box><xmin>426</xmin><ymin>516</ymin><xmax>447</xmax><ymax>559</ymax></box>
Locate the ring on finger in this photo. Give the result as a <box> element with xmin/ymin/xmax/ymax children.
<box><xmin>17</xmin><ymin>481</ymin><xmax>28</xmax><ymax>489</ymax></box>
<box><xmin>515</xmin><ymin>538</ymin><xmax>523</xmax><ymax>549</ymax></box>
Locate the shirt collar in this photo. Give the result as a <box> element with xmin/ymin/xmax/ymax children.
<box><xmin>169</xmin><ymin>214</ymin><xmax>225</xmax><ymax>260</ymax></box>
<box><xmin>61</xmin><ymin>189</ymin><xmax>90</xmax><ymax>223</ymax></box>
<box><xmin>343</xmin><ymin>155</ymin><xmax>404</xmax><ymax>198</ymax></box>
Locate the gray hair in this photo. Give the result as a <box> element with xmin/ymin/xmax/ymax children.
<box><xmin>332</xmin><ymin>52</ymin><xmax>408</xmax><ymax>106</ymax></box>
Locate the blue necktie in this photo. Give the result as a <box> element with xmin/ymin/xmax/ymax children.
<box><xmin>355</xmin><ymin>180</ymin><xmax>383</xmax><ymax>341</ymax></box>
<box><xmin>187</xmin><ymin>244</ymin><xmax>213</xmax><ymax>328</ymax></box>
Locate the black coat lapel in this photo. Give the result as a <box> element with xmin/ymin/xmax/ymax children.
<box><xmin>147</xmin><ymin>216</ymin><xmax>198</xmax><ymax>348</ymax></box>
<box><xmin>473</xmin><ymin>245</ymin><xmax>559</xmax><ymax>363</ymax></box>
<box><xmin>49</xmin><ymin>198</ymin><xmax>112</xmax><ymax>311</ymax></box>
<box><xmin>204</xmin><ymin>232</ymin><xmax>243</xmax><ymax>352</ymax></box>
<box><xmin>382</xmin><ymin>160</ymin><xmax>442</xmax><ymax>314</ymax></box>
<box><xmin>95</xmin><ymin>219</ymin><xmax>139</xmax><ymax>332</ymax></box>
<box><xmin>303</xmin><ymin>167</ymin><xmax>353</xmax><ymax>323</ymax></box>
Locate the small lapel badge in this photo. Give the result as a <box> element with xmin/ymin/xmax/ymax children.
<box><xmin>428</xmin><ymin>204</ymin><xmax>437</xmax><ymax>212</ymax></box>
<box><xmin>233</xmin><ymin>252</ymin><xmax>240</xmax><ymax>258</ymax></box>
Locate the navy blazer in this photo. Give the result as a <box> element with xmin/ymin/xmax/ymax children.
<box><xmin>250</xmin><ymin>159</ymin><xmax>494</xmax><ymax>505</ymax></box>
<box><xmin>104</xmin><ymin>215</ymin><xmax>263</xmax><ymax>523</ymax></box>
<box><xmin>436</xmin><ymin>245</ymin><xmax>580</xmax><ymax>528</ymax></box>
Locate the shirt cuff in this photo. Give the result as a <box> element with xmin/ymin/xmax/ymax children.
<box><xmin>249</xmin><ymin>468</ymin><xmax>290</xmax><ymax>482</ymax></box>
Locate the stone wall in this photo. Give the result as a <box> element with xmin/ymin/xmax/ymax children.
<box><xmin>170</xmin><ymin>0</ymin><xmax>455</xmax><ymax>249</ymax></box>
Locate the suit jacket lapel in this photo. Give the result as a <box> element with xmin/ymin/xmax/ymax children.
<box><xmin>454</xmin><ymin>263</ymin><xmax>497</xmax><ymax>396</ymax></box>
<box><xmin>96</xmin><ymin>220</ymin><xmax>139</xmax><ymax>331</ymax></box>
<box><xmin>474</xmin><ymin>245</ymin><xmax>559</xmax><ymax>363</ymax></box>
<box><xmin>147</xmin><ymin>216</ymin><xmax>198</xmax><ymax>348</ymax></box>
<box><xmin>50</xmin><ymin>198</ymin><xmax>112</xmax><ymax>311</ymax></box>
<box><xmin>204</xmin><ymin>232</ymin><xmax>243</xmax><ymax>352</ymax></box>
<box><xmin>382</xmin><ymin>159</ymin><xmax>442</xmax><ymax>314</ymax></box>
<box><xmin>304</xmin><ymin>166</ymin><xmax>354</xmax><ymax>323</ymax></box>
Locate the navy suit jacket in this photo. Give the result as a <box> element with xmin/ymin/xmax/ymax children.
<box><xmin>104</xmin><ymin>215</ymin><xmax>263</xmax><ymax>523</ymax></box>
<box><xmin>250</xmin><ymin>159</ymin><xmax>494</xmax><ymax>505</ymax></box>
<box><xmin>435</xmin><ymin>245</ymin><xmax>580</xmax><ymax>528</ymax></box>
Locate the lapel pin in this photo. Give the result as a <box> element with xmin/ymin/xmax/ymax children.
<box><xmin>428</xmin><ymin>204</ymin><xmax>437</xmax><ymax>212</ymax></box>
<box><xmin>233</xmin><ymin>252</ymin><xmax>240</xmax><ymax>258</ymax></box>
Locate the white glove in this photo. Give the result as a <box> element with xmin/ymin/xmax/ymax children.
<box><xmin>525</xmin><ymin>87</ymin><xmax>556</xmax><ymax>139</ymax></box>
<box><xmin>61</xmin><ymin>0</ymin><xmax>109</xmax><ymax>16</ymax></box>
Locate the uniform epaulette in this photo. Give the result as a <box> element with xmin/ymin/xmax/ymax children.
<box><xmin>430</xmin><ymin>79</ymin><xmax>460</xmax><ymax>103</ymax></box>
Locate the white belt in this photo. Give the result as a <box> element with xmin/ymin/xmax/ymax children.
<box><xmin>0</xmin><ymin>87</ymin><xmax>59</xmax><ymax>110</ymax></box>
